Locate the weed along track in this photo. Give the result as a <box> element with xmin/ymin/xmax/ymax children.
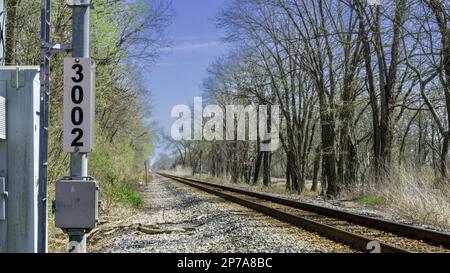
<box><xmin>158</xmin><ymin>173</ymin><xmax>450</xmax><ymax>253</ymax></box>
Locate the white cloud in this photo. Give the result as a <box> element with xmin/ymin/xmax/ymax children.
<box><xmin>161</xmin><ymin>41</ymin><xmax>221</xmax><ymax>52</ymax></box>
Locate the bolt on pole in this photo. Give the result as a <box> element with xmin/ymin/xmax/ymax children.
<box><xmin>68</xmin><ymin>1</ymin><xmax>90</xmax><ymax>254</ymax></box>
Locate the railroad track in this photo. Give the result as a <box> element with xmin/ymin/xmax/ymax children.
<box><xmin>157</xmin><ymin>172</ymin><xmax>450</xmax><ymax>253</ymax></box>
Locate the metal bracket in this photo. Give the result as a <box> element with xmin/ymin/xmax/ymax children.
<box><xmin>66</xmin><ymin>0</ymin><xmax>92</xmax><ymax>7</ymax></box>
<box><xmin>59</xmin><ymin>176</ymin><xmax>96</xmax><ymax>182</ymax></box>
<box><xmin>42</xmin><ymin>42</ymin><xmax>72</xmax><ymax>55</ymax></box>
<box><xmin>67</xmin><ymin>229</ymin><xmax>85</xmax><ymax>236</ymax></box>
<box><xmin>0</xmin><ymin>177</ymin><xmax>7</xmax><ymax>220</ymax></box>
<box><xmin>11</xmin><ymin>67</ymin><xmax>25</xmax><ymax>89</ymax></box>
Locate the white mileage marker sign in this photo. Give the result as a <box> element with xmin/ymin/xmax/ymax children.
<box><xmin>63</xmin><ymin>57</ymin><xmax>94</xmax><ymax>153</ymax></box>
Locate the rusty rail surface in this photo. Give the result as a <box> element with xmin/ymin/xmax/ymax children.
<box><xmin>158</xmin><ymin>173</ymin><xmax>419</xmax><ymax>253</ymax></box>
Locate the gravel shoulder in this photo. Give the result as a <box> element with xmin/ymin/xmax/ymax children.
<box><xmin>90</xmin><ymin>176</ymin><xmax>355</xmax><ymax>253</ymax></box>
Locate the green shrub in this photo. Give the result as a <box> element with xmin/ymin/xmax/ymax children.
<box><xmin>89</xmin><ymin>134</ymin><xmax>151</xmax><ymax>208</ymax></box>
<box><xmin>110</xmin><ymin>185</ymin><xmax>143</xmax><ymax>207</ymax></box>
<box><xmin>357</xmin><ymin>194</ymin><xmax>384</xmax><ymax>206</ymax></box>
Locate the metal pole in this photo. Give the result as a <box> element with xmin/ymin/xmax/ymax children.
<box><xmin>68</xmin><ymin>2</ymin><xmax>90</xmax><ymax>254</ymax></box>
<box><xmin>0</xmin><ymin>1</ymin><xmax>6</xmax><ymax>252</ymax></box>
<box><xmin>68</xmin><ymin>229</ymin><xmax>86</xmax><ymax>253</ymax></box>
<box><xmin>145</xmin><ymin>161</ymin><xmax>149</xmax><ymax>186</ymax></box>
<box><xmin>38</xmin><ymin>0</ymin><xmax>51</xmax><ymax>254</ymax></box>
<box><xmin>0</xmin><ymin>0</ymin><xmax>5</xmax><ymax>65</ymax></box>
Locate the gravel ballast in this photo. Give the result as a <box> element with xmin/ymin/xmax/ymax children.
<box><xmin>91</xmin><ymin>176</ymin><xmax>355</xmax><ymax>253</ymax></box>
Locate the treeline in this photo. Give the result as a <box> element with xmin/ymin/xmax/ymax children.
<box><xmin>6</xmin><ymin>0</ymin><xmax>171</xmax><ymax>205</ymax></box>
<box><xmin>165</xmin><ymin>0</ymin><xmax>450</xmax><ymax>198</ymax></box>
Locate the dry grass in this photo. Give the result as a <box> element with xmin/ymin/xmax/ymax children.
<box><xmin>170</xmin><ymin>165</ymin><xmax>193</xmax><ymax>176</ymax></box>
<box><xmin>345</xmin><ymin>165</ymin><xmax>450</xmax><ymax>230</ymax></box>
<box><xmin>48</xmin><ymin>213</ymin><xmax>69</xmax><ymax>253</ymax></box>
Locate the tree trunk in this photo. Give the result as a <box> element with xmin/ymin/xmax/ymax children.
<box><xmin>379</xmin><ymin>0</ymin><xmax>407</xmax><ymax>172</ymax></box>
<box><xmin>290</xmin><ymin>164</ymin><xmax>299</xmax><ymax>192</ymax></box>
<box><xmin>319</xmin><ymin>95</ymin><xmax>337</xmax><ymax>197</ymax></box>
<box><xmin>312</xmin><ymin>146</ymin><xmax>321</xmax><ymax>192</ymax></box>
<box><xmin>262</xmin><ymin>105</ymin><xmax>272</xmax><ymax>187</ymax></box>
<box><xmin>263</xmin><ymin>151</ymin><xmax>271</xmax><ymax>187</ymax></box>
<box><xmin>427</xmin><ymin>0</ymin><xmax>450</xmax><ymax>180</ymax></box>
<box><xmin>253</xmin><ymin>152</ymin><xmax>263</xmax><ymax>184</ymax></box>
<box><xmin>5</xmin><ymin>0</ymin><xmax>20</xmax><ymax>65</ymax></box>
<box><xmin>440</xmin><ymin>134</ymin><xmax>449</xmax><ymax>179</ymax></box>
<box><xmin>286</xmin><ymin>158</ymin><xmax>291</xmax><ymax>191</ymax></box>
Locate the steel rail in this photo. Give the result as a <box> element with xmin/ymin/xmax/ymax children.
<box><xmin>159</xmin><ymin>173</ymin><xmax>450</xmax><ymax>248</ymax></box>
<box><xmin>158</xmin><ymin>173</ymin><xmax>411</xmax><ymax>253</ymax></box>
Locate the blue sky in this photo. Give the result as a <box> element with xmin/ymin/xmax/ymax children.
<box><xmin>147</xmin><ymin>0</ymin><xmax>229</xmax><ymax>159</ymax></box>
